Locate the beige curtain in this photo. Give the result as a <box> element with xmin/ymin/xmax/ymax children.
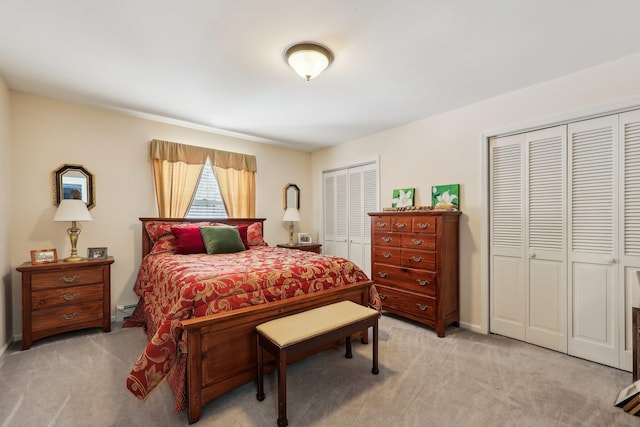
<box><xmin>150</xmin><ymin>139</ymin><xmax>257</xmax><ymax>218</ymax></box>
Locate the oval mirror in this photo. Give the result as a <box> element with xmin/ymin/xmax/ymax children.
<box><xmin>53</xmin><ymin>164</ymin><xmax>95</xmax><ymax>209</ymax></box>
<box><xmin>283</xmin><ymin>183</ymin><xmax>300</xmax><ymax>210</ymax></box>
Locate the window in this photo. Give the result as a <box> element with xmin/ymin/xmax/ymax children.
<box><xmin>186</xmin><ymin>159</ymin><xmax>228</xmax><ymax>218</ymax></box>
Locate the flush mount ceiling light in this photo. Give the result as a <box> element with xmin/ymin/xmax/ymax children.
<box><xmin>285</xmin><ymin>42</ymin><xmax>334</xmax><ymax>81</ymax></box>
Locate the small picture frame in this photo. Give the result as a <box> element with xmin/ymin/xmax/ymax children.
<box><xmin>31</xmin><ymin>248</ymin><xmax>58</xmax><ymax>264</ymax></box>
<box><xmin>87</xmin><ymin>247</ymin><xmax>108</xmax><ymax>259</ymax></box>
<box><xmin>298</xmin><ymin>233</ymin><xmax>312</xmax><ymax>244</ymax></box>
<box><xmin>392</xmin><ymin>188</ymin><xmax>415</xmax><ymax>208</ymax></box>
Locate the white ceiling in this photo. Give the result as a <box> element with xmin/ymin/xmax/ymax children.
<box><xmin>1</xmin><ymin>1</ymin><xmax>640</xmax><ymax>151</ymax></box>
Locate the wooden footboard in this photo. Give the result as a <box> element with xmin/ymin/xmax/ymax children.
<box><xmin>181</xmin><ymin>279</ymin><xmax>373</xmax><ymax>424</ymax></box>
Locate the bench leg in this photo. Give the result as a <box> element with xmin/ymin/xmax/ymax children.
<box><xmin>372</xmin><ymin>319</ymin><xmax>379</xmax><ymax>375</ymax></box>
<box><xmin>345</xmin><ymin>336</ymin><xmax>353</xmax><ymax>358</ymax></box>
<box><xmin>256</xmin><ymin>335</ymin><xmax>265</xmax><ymax>401</ymax></box>
<box><xmin>277</xmin><ymin>349</ymin><xmax>288</xmax><ymax>427</ymax></box>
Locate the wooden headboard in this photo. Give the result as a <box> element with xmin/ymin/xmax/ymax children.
<box><xmin>139</xmin><ymin>217</ymin><xmax>266</xmax><ymax>257</ymax></box>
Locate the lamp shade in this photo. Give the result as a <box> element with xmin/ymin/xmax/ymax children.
<box><xmin>285</xmin><ymin>43</ymin><xmax>333</xmax><ymax>81</ymax></box>
<box><xmin>53</xmin><ymin>199</ymin><xmax>93</xmax><ymax>222</ymax></box>
<box><xmin>282</xmin><ymin>207</ymin><xmax>300</xmax><ymax>222</ymax></box>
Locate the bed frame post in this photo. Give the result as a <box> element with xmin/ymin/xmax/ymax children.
<box><xmin>187</xmin><ymin>328</ymin><xmax>203</xmax><ymax>424</ymax></box>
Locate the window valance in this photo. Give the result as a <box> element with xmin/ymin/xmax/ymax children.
<box><xmin>150</xmin><ymin>139</ymin><xmax>257</xmax><ymax>172</ymax></box>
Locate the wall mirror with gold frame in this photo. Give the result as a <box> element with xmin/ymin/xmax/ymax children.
<box><xmin>283</xmin><ymin>183</ymin><xmax>300</xmax><ymax>210</ymax></box>
<box><xmin>53</xmin><ymin>164</ymin><xmax>95</xmax><ymax>209</ymax></box>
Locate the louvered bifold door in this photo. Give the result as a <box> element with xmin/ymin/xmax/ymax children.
<box><xmin>525</xmin><ymin>126</ymin><xmax>567</xmax><ymax>352</ymax></box>
<box><xmin>323</xmin><ymin>170</ymin><xmax>349</xmax><ymax>258</ymax></box>
<box><xmin>362</xmin><ymin>163</ymin><xmax>379</xmax><ymax>276</ymax></box>
<box><xmin>490</xmin><ymin>134</ymin><xmax>526</xmax><ymax>339</ymax></box>
<box><xmin>568</xmin><ymin>115</ymin><xmax>619</xmax><ymax>367</ymax></box>
<box><xmin>619</xmin><ymin>110</ymin><xmax>640</xmax><ymax>371</ymax></box>
<box><xmin>348</xmin><ymin>167</ymin><xmax>365</xmax><ymax>270</ymax></box>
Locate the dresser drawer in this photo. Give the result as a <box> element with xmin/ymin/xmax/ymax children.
<box><xmin>401</xmin><ymin>249</ymin><xmax>436</xmax><ymax>270</ymax></box>
<box><xmin>372</xmin><ymin>264</ymin><xmax>436</xmax><ymax>296</ymax></box>
<box><xmin>373</xmin><ymin>232</ymin><xmax>401</xmax><ymax>247</ymax></box>
<box><xmin>391</xmin><ymin>217</ymin><xmax>411</xmax><ymax>232</ymax></box>
<box><xmin>31</xmin><ymin>301</ymin><xmax>104</xmax><ymax>332</ymax></box>
<box><xmin>412</xmin><ymin>217</ymin><xmax>437</xmax><ymax>234</ymax></box>
<box><xmin>401</xmin><ymin>233</ymin><xmax>436</xmax><ymax>250</ymax></box>
<box><xmin>376</xmin><ymin>285</ymin><xmax>436</xmax><ymax>322</ymax></box>
<box><xmin>31</xmin><ymin>267</ymin><xmax>104</xmax><ymax>290</ymax></box>
<box><xmin>373</xmin><ymin>247</ymin><xmax>401</xmax><ymax>264</ymax></box>
<box><xmin>32</xmin><ymin>284</ymin><xmax>104</xmax><ymax>310</ymax></box>
<box><xmin>372</xmin><ymin>216</ymin><xmax>392</xmax><ymax>232</ymax></box>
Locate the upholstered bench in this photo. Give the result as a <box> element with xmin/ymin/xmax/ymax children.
<box><xmin>256</xmin><ymin>300</ymin><xmax>379</xmax><ymax>427</ymax></box>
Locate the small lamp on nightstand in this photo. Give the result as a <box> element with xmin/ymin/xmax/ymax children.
<box><xmin>282</xmin><ymin>207</ymin><xmax>300</xmax><ymax>246</ymax></box>
<box><xmin>53</xmin><ymin>199</ymin><xmax>93</xmax><ymax>262</ymax></box>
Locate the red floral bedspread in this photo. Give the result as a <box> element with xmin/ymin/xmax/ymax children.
<box><xmin>125</xmin><ymin>246</ymin><xmax>375</xmax><ymax>411</ymax></box>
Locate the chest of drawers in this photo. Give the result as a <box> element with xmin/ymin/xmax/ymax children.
<box><xmin>17</xmin><ymin>257</ymin><xmax>114</xmax><ymax>349</ymax></box>
<box><xmin>368</xmin><ymin>211</ymin><xmax>460</xmax><ymax>337</ymax></box>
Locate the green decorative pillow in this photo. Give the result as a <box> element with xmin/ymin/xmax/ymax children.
<box><xmin>199</xmin><ymin>226</ymin><xmax>247</xmax><ymax>254</ymax></box>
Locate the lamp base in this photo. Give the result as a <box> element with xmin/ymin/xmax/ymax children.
<box><xmin>64</xmin><ymin>255</ymin><xmax>85</xmax><ymax>262</ymax></box>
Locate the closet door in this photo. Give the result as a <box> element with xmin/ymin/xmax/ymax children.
<box><xmin>619</xmin><ymin>110</ymin><xmax>640</xmax><ymax>371</ymax></box>
<box><xmin>490</xmin><ymin>133</ymin><xmax>526</xmax><ymax>339</ymax></box>
<box><xmin>323</xmin><ymin>170</ymin><xmax>348</xmax><ymax>259</ymax></box>
<box><xmin>567</xmin><ymin>115</ymin><xmax>619</xmax><ymax>367</ymax></box>
<box><xmin>525</xmin><ymin>126</ymin><xmax>567</xmax><ymax>352</ymax></box>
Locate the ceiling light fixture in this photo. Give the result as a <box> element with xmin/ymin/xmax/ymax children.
<box><xmin>285</xmin><ymin>42</ymin><xmax>334</xmax><ymax>81</ymax></box>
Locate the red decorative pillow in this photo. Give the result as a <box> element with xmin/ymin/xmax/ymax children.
<box><xmin>247</xmin><ymin>222</ymin><xmax>268</xmax><ymax>246</ymax></box>
<box><xmin>237</xmin><ymin>225</ymin><xmax>249</xmax><ymax>249</ymax></box>
<box><xmin>172</xmin><ymin>226</ymin><xmax>206</xmax><ymax>254</ymax></box>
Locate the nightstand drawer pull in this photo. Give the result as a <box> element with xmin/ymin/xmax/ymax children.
<box><xmin>381</xmin><ymin>237</ymin><xmax>392</xmax><ymax>243</ymax></box>
<box><xmin>376</xmin><ymin>222</ymin><xmax>387</xmax><ymax>227</ymax></box>
<box><xmin>416</xmin><ymin>279</ymin><xmax>430</xmax><ymax>286</ymax></box>
<box><xmin>379</xmin><ymin>294</ymin><xmax>387</xmax><ymax>300</ymax></box>
<box><xmin>61</xmin><ymin>275</ymin><xmax>79</xmax><ymax>283</ymax></box>
<box><xmin>416</xmin><ymin>304</ymin><xmax>429</xmax><ymax>311</ymax></box>
<box><xmin>377</xmin><ymin>272</ymin><xmax>388</xmax><ymax>278</ymax></box>
<box><xmin>417</xmin><ymin>223</ymin><xmax>430</xmax><ymax>229</ymax></box>
<box><xmin>60</xmin><ymin>293</ymin><xmax>79</xmax><ymax>301</ymax></box>
<box><xmin>395</xmin><ymin>223</ymin><xmax>407</xmax><ymax>229</ymax></box>
<box><xmin>382</xmin><ymin>253</ymin><xmax>392</xmax><ymax>259</ymax></box>
<box><xmin>412</xmin><ymin>239</ymin><xmax>424</xmax><ymax>245</ymax></box>
<box><xmin>411</xmin><ymin>256</ymin><xmax>423</xmax><ymax>262</ymax></box>
<box><xmin>60</xmin><ymin>312</ymin><xmax>79</xmax><ymax>321</ymax></box>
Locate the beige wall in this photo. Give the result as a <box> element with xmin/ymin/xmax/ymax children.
<box><xmin>312</xmin><ymin>53</ymin><xmax>640</xmax><ymax>332</ymax></box>
<box><xmin>0</xmin><ymin>76</ymin><xmax>10</xmax><ymax>350</ymax></box>
<box><xmin>8</xmin><ymin>93</ymin><xmax>312</xmax><ymax>338</ymax></box>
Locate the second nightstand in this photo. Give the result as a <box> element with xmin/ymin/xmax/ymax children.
<box><xmin>17</xmin><ymin>257</ymin><xmax>114</xmax><ymax>350</ymax></box>
<box><xmin>276</xmin><ymin>243</ymin><xmax>322</xmax><ymax>254</ymax></box>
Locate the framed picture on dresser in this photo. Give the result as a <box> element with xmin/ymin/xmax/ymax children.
<box><xmin>298</xmin><ymin>233</ymin><xmax>312</xmax><ymax>244</ymax></box>
<box><xmin>30</xmin><ymin>248</ymin><xmax>58</xmax><ymax>264</ymax></box>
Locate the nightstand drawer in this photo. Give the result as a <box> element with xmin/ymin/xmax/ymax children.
<box><xmin>32</xmin><ymin>284</ymin><xmax>104</xmax><ymax>310</ymax></box>
<box><xmin>32</xmin><ymin>301</ymin><xmax>104</xmax><ymax>332</ymax></box>
<box><xmin>31</xmin><ymin>267</ymin><xmax>104</xmax><ymax>290</ymax></box>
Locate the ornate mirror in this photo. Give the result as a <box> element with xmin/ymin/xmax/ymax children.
<box><xmin>283</xmin><ymin>183</ymin><xmax>300</xmax><ymax>210</ymax></box>
<box><xmin>53</xmin><ymin>164</ymin><xmax>95</xmax><ymax>209</ymax></box>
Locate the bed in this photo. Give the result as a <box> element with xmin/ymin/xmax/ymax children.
<box><xmin>125</xmin><ymin>217</ymin><xmax>378</xmax><ymax>423</ymax></box>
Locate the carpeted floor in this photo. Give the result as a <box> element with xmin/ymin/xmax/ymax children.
<box><xmin>0</xmin><ymin>314</ymin><xmax>636</xmax><ymax>426</ymax></box>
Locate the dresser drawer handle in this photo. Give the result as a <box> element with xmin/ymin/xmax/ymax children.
<box><xmin>382</xmin><ymin>237</ymin><xmax>392</xmax><ymax>243</ymax></box>
<box><xmin>411</xmin><ymin>256</ymin><xmax>423</xmax><ymax>262</ymax></box>
<box><xmin>417</xmin><ymin>223</ymin><xmax>430</xmax><ymax>229</ymax></box>
<box><xmin>382</xmin><ymin>253</ymin><xmax>392</xmax><ymax>259</ymax></box>
<box><xmin>376</xmin><ymin>222</ymin><xmax>387</xmax><ymax>227</ymax></box>
<box><xmin>416</xmin><ymin>304</ymin><xmax>429</xmax><ymax>311</ymax></box>
<box><xmin>412</xmin><ymin>239</ymin><xmax>423</xmax><ymax>245</ymax></box>
<box><xmin>416</xmin><ymin>279</ymin><xmax>430</xmax><ymax>286</ymax></box>
<box><xmin>379</xmin><ymin>294</ymin><xmax>387</xmax><ymax>300</ymax></box>
<box><xmin>60</xmin><ymin>293</ymin><xmax>79</xmax><ymax>301</ymax></box>
<box><xmin>60</xmin><ymin>312</ymin><xmax>79</xmax><ymax>321</ymax></box>
<box><xmin>377</xmin><ymin>272</ymin><xmax>388</xmax><ymax>278</ymax></box>
<box><xmin>60</xmin><ymin>275</ymin><xmax>79</xmax><ymax>283</ymax></box>
<box><xmin>395</xmin><ymin>223</ymin><xmax>407</xmax><ymax>229</ymax></box>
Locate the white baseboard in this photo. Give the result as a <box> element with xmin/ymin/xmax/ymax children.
<box><xmin>459</xmin><ymin>320</ymin><xmax>484</xmax><ymax>334</ymax></box>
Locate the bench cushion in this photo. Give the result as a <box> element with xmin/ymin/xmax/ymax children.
<box><xmin>256</xmin><ymin>301</ymin><xmax>377</xmax><ymax>347</ymax></box>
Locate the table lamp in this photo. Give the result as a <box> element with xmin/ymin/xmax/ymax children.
<box><xmin>282</xmin><ymin>207</ymin><xmax>300</xmax><ymax>246</ymax></box>
<box><xmin>53</xmin><ymin>199</ymin><xmax>93</xmax><ymax>261</ymax></box>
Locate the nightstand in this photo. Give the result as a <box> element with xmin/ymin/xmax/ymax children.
<box><xmin>17</xmin><ymin>257</ymin><xmax>114</xmax><ymax>350</ymax></box>
<box><xmin>276</xmin><ymin>243</ymin><xmax>322</xmax><ymax>254</ymax></box>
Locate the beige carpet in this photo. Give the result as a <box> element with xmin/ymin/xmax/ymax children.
<box><xmin>0</xmin><ymin>314</ymin><xmax>636</xmax><ymax>427</ymax></box>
